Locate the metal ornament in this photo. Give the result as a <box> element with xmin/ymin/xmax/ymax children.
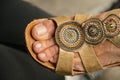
<box><xmin>103</xmin><ymin>14</ymin><xmax>120</xmax><ymax>38</ymax></box>
<box><xmin>55</xmin><ymin>21</ymin><xmax>84</xmax><ymax>52</ymax></box>
<box><xmin>83</xmin><ymin>18</ymin><xmax>104</xmax><ymax>45</ymax></box>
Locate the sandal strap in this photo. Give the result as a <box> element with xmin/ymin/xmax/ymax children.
<box><xmin>56</xmin><ymin>49</ymin><xmax>74</xmax><ymax>75</ymax></box>
<box><xmin>52</xmin><ymin>15</ymin><xmax>103</xmax><ymax>75</ymax></box>
<box><xmin>74</xmin><ymin>14</ymin><xmax>103</xmax><ymax>72</ymax></box>
<box><xmin>51</xmin><ymin>16</ymin><xmax>71</xmax><ymax>26</ymax></box>
<box><xmin>110</xmin><ymin>34</ymin><xmax>120</xmax><ymax>48</ymax></box>
<box><xmin>78</xmin><ymin>43</ymin><xmax>103</xmax><ymax>73</ymax></box>
<box><xmin>74</xmin><ymin>14</ymin><xmax>91</xmax><ymax>23</ymax></box>
<box><xmin>51</xmin><ymin>16</ymin><xmax>74</xmax><ymax>75</ymax></box>
<box><xmin>52</xmin><ymin>11</ymin><xmax>120</xmax><ymax>75</ymax></box>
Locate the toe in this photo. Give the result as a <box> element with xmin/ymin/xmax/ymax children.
<box><xmin>33</xmin><ymin>38</ymin><xmax>56</xmax><ymax>53</ymax></box>
<box><xmin>31</xmin><ymin>19</ymin><xmax>56</xmax><ymax>40</ymax></box>
<box><xmin>50</xmin><ymin>54</ymin><xmax>59</xmax><ymax>63</ymax></box>
<box><xmin>37</xmin><ymin>45</ymin><xmax>59</xmax><ymax>62</ymax></box>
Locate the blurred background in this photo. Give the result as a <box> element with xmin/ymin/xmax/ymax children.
<box><xmin>23</xmin><ymin>0</ymin><xmax>117</xmax><ymax>16</ymax></box>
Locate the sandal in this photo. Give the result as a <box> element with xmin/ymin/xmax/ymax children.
<box><xmin>25</xmin><ymin>9</ymin><xmax>120</xmax><ymax>75</ymax></box>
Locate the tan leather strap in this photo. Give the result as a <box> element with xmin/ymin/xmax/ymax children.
<box><xmin>56</xmin><ymin>49</ymin><xmax>74</xmax><ymax>75</ymax></box>
<box><xmin>78</xmin><ymin>43</ymin><xmax>103</xmax><ymax>73</ymax></box>
<box><xmin>51</xmin><ymin>16</ymin><xmax>74</xmax><ymax>75</ymax></box>
<box><xmin>53</xmin><ymin>15</ymin><xmax>103</xmax><ymax>75</ymax></box>
<box><xmin>74</xmin><ymin>14</ymin><xmax>103</xmax><ymax>73</ymax></box>
<box><xmin>51</xmin><ymin>16</ymin><xmax>71</xmax><ymax>26</ymax></box>
<box><xmin>74</xmin><ymin>14</ymin><xmax>91</xmax><ymax>23</ymax></box>
<box><xmin>110</xmin><ymin>34</ymin><xmax>120</xmax><ymax>48</ymax></box>
<box><xmin>75</xmin><ymin>12</ymin><xmax>120</xmax><ymax>49</ymax></box>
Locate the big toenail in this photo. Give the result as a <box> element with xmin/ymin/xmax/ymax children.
<box><xmin>35</xmin><ymin>23</ymin><xmax>47</xmax><ymax>35</ymax></box>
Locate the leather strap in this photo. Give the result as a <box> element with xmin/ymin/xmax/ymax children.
<box><xmin>74</xmin><ymin>14</ymin><xmax>103</xmax><ymax>73</ymax></box>
<box><xmin>56</xmin><ymin>49</ymin><xmax>74</xmax><ymax>75</ymax></box>
<box><xmin>74</xmin><ymin>14</ymin><xmax>91</xmax><ymax>23</ymax></box>
<box><xmin>52</xmin><ymin>15</ymin><xmax>103</xmax><ymax>75</ymax></box>
<box><xmin>52</xmin><ymin>16</ymin><xmax>74</xmax><ymax>75</ymax></box>
<box><xmin>78</xmin><ymin>43</ymin><xmax>103</xmax><ymax>72</ymax></box>
<box><xmin>51</xmin><ymin>16</ymin><xmax>71</xmax><ymax>26</ymax></box>
<box><xmin>110</xmin><ymin>34</ymin><xmax>120</xmax><ymax>48</ymax></box>
<box><xmin>75</xmin><ymin>12</ymin><xmax>120</xmax><ymax>49</ymax></box>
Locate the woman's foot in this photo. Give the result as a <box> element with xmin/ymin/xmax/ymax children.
<box><xmin>31</xmin><ymin>16</ymin><xmax>120</xmax><ymax>72</ymax></box>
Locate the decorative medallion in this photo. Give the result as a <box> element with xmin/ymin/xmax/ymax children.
<box><xmin>103</xmin><ymin>14</ymin><xmax>120</xmax><ymax>38</ymax></box>
<box><xmin>83</xmin><ymin>18</ymin><xmax>104</xmax><ymax>45</ymax></box>
<box><xmin>55</xmin><ymin>21</ymin><xmax>84</xmax><ymax>52</ymax></box>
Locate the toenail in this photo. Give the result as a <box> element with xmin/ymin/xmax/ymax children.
<box><xmin>35</xmin><ymin>42</ymin><xmax>41</xmax><ymax>48</ymax></box>
<box><xmin>38</xmin><ymin>53</ymin><xmax>46</xmax><ymax>59</ymax></box>
<box><xmin>35</xmin><ymin>23</ymin><xmax>47</xmax><ymax>35</ymax></box>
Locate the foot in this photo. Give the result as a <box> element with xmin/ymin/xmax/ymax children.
<box><xmin>31</xmin><ymin>15</ymin><xmax>120</xmax><ymax>72</ymax></box>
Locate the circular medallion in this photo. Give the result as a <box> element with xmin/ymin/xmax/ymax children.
<box><xmin>55</xmin><ymin>21</ymin><xmax>84</xmax><ymax>52</ymax></box>
<box><xmin>103</xmin><ymin>14</ymin><xmax>120</xmax><ymax>37</ymax></box>
<box><xmin>83</xmin><ymin>18</ymin><xmax>104</xmax><ymax>45</ymax></box>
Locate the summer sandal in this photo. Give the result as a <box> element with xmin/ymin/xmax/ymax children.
<box><xmin>25</xmin><ymin>9</ymin><xmax>120</xmax><ymax>75</ymax></box>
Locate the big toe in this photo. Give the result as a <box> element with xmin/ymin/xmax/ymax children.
<box><xmin>31</xmin><ymin>19</ymin><xmax>56</xmax><ymax>40</ymax></box>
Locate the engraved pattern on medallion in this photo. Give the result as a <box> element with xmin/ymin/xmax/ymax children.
<box><xmin>55</xmin><ymin>21</ymin><xmax>84</xmax><ymax>51</ymax></box>
<box><xmin>103</xmin><ymin>14</ymin><xmax>120</xmax><ymax>38</ymax></box>
<box><xmin>83</xmin><ymin>18</ymin><xmax>104</xmax><ymax>45</ymax></box>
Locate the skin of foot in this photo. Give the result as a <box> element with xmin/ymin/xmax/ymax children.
<box><xmin>31</xmin><ymin>14</ymin><xmax>120</xmax><ymax>72</ymax></box>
